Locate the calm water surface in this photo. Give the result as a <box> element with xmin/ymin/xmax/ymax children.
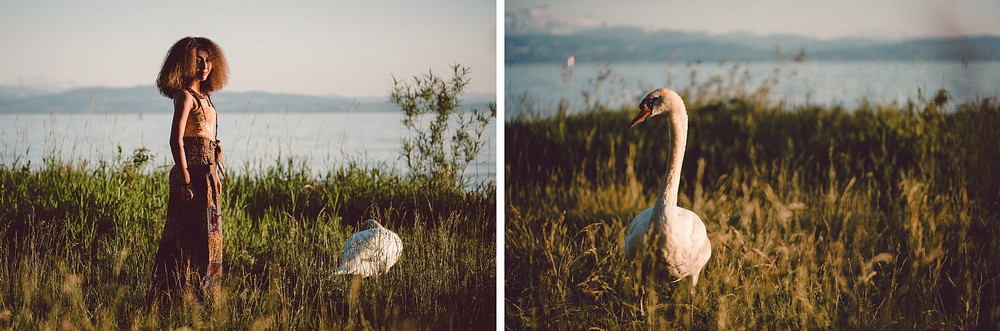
<box><xmin>1</xmin><ymin>111</ymin><xmax>496</xmax><ymax>182</ymax></box>
<box><xmin>506</xmin><ymin>60</ymin><xmax>1000</xmax><ymax>118</ymax></box>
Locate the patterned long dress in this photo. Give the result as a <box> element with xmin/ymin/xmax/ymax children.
<box><xmin>150</xmin><ymin>94</ymin><xmax>223</xmax><ymax>308</ymax></box>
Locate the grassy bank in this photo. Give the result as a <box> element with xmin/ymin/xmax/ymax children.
<box><xmin>0</xmin><ymin>155</ymin><xmax>495</xmax><ymax>329</ymax></box>
<box><xmin>505</xmin><ymin>92</ymin><xmax>1000</xmax><ymax>329</ymax></box>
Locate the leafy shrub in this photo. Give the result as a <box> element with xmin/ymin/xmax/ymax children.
<box><xmin>390</xmin><ymin>64</ymin><xmax>496</xmax><ymax>190</ymax></box>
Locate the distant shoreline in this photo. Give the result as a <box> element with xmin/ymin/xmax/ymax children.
<box><xmin>506</xmin><ymin>31</ymin><xmax>1000</xmax><ymax>63</ymax></box>
<box><xmin>0</xmin><ymin>86</ymin><xmax>496</xmax><ymax>114</ymax></box>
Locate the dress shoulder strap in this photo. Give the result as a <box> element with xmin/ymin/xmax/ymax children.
<box><xmin>184</xmin><ymin>88</ymin><xmax>205</xmax><ymax>110</ymax></box>
<box><xmin>208</xmin><ymin>94</ymin><xmax>218</xmax><ymax>141</ymax></box>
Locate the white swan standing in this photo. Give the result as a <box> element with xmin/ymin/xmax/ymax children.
<box><xmin>336</xmin><ymin>219</ymin><xmax>403</xmax><ymax>278</ymax></box>
<box><xmin>623</xmin><ymin>88</ymin><xmax>712</xmax><ymax>303</ymax></box>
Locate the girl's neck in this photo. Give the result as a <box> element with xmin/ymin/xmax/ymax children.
<box><xmin>187</xmin><ymin>80</ymin><xmax>203</xmax><ymax>96</ymax></box>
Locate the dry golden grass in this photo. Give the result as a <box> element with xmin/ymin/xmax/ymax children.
<box><xmin>506</xmin><ymin>95</ymin><xmax>1000</xmax><ymax>329</ymax></box>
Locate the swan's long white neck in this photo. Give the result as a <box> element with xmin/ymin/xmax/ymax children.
<box><xmin>651</xmin><ymin>104</ymin><xmax>688</xmax><ymax>228</ymax></box>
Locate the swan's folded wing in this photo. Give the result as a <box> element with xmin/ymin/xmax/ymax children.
<box><xmin>624</xmin><ymin>207</ymin><xmax>653</xmax><ymax>260</ymax></box>
<box><xmin>678</xmin><ymin>208</ymin><xmax>709</xmax><ymax>247</ymax></box>
<box><xmin>675</xmin><ymin>207</ymin><xmax>712</xmax><ymax>274</ymax></box>
<box><xmin>337</xmin><ymin>229</ymin><xmax>380</xmax><ymax>275</ymax></box>
<box><xmin>337</xmin><ymin>228</ymin><xmax>403</xmax><ymax>276</ymax></box>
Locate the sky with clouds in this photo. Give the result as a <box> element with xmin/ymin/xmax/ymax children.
<box><xmin>505</xmin><ymin>0</ymin><xmax>1000</xmax><ymax>39</ymax></box>
<box><xmin>0</xmin><ymin>1</ymin><xmax>496</xmax><ymax>97</ymax></box>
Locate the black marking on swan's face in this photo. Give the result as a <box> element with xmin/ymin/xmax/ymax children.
<box><xmin>629</xmin><ymin>89</ymin><xmax>669</xmax><ymax>128</ymax></box>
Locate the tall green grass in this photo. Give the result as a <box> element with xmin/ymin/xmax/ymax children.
<box><xmin>505</xmin><ymin>87</ymin><xmax>1000</xmax><ymax>329</ymax></box>
<box><xmin>0</xmin><ymin>153</ymin><xmax>495</xmax><ymax>329</ymax></box>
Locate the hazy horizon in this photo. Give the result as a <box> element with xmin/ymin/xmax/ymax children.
<box><xmin>505</xmin><ymin>1</ymin><xmax>1000</xmax><ymax>40</ymax></box>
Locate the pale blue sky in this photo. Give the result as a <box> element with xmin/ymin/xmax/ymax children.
<box><xmin>506</xmin><ymin>0</ymin><xmax>1000</xmax><ymax>39</ymax></box>
<box><xmin>0</xmin><ymin>1</ymin><xmax>496</xmax><ymax>97</ymax></box>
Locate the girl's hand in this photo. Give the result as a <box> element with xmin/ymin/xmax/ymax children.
<box><xmin>183</xmin><ymin>185</ymin><xmax>194</xmax><ymax>201</ymax></box>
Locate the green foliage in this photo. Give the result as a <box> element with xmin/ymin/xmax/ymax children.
<box><xmin>0</xmin><ymin>154</ymin><xmax>496</xmax><ymax>329</ymax></box>
<box><xmin>390</xmin><ymin>64</ymin><xmax>496</xmax><ymax>190</ymax></box>
<box><xmin>506</xmin><ymin>94</ymin><xmax>1000</xmax><ymax>329</ymax></box>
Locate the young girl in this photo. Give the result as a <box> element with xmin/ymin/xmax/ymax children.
<box><xmin>151</xmin><ymin>36</ymin><xmax>228</xmax><ymax>308</ymax></box>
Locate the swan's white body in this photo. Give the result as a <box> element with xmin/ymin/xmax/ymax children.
<box><xmin>623</xmin><ymin>88</ymin><xmax>712</xmax><ymax>291</ymax></box>
<box><xmin>336</xmin><ymin>219</ymin><xmax>403</xmax><ymax>278</ymax></box>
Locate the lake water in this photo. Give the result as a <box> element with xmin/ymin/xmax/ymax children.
<box><xmin>0</xmin><ymin>111</ymin><xmax>496</xmax><ymax>183</ymax></box>
<box><xmin>506</xmin><ymin>60</ymin><xmax>1000</xmax><ymax>118</ymax></box>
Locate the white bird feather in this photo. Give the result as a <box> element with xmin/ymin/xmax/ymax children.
<box><xmin>336</xmin><ymin>219</ymin><xmax>403</xmax><ymax>278</ymax></box>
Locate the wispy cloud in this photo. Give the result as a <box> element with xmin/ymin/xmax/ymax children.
<box><xmin>505</xmin><ymin>6</ymin><xmax>603</xmax><ymax>36</ymax></box>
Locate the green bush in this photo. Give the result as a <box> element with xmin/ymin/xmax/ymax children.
<box><xmin>390</xmin><ymin>64</ymin><xmax>496</xmax><ymax>190</ymax></box>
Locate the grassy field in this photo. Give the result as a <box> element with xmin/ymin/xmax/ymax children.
<box><xmin>505</xmin><ymin>87</ymin><xmax>1000</xmax><ymax>329</ymax></box>
<box><xmin>0</xmin><ymin>154</ymin><xmax>495</xmax><ymax>329</ymax></box>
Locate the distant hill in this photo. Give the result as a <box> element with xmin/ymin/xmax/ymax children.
<box><xmin>0</xmin><ymin>86</ymin><xmax>496</xmax><ymax>114</ymax></box>
<box><xmin>506</xmin><ymin>26</ymin><xmax>1000</xmax><ymax>63</ymax></box>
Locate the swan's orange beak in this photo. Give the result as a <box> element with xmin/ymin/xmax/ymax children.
<box><xmin>628</xmin><ymin>102</ymin><xmax>652</xmax><ymax>128</ymax></box>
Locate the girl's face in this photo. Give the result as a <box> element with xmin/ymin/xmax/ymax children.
<box><xmin>195</xmin><ymin>49</ymin><xmax>212</xmax><ymax>82</ymax></box>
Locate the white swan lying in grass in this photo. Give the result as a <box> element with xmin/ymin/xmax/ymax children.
<box><xmin>336</xmin><ymin>219</ymin><xmax>403</xmax><ymax>278</ymax></box>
